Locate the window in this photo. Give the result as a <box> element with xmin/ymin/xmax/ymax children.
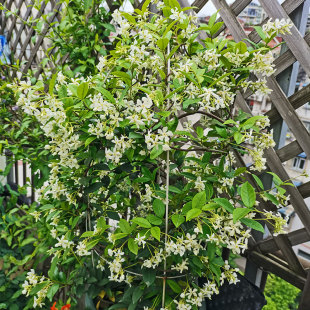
<box><xmin>292</xmin><ymin>157</ymin><xmax>305</xmax><ymax>170</ymax></box>
<box><xmin>304</xmin><ymin>121</ymin><xmax>310</xmax><ymax>132</ymax></box>
<box><xmin>248</xmin><ymin>8</ymin><xmax>256</xmax><ymax>16</ymax></box>
<box><xmin>298</xmin><ymin>249</ymin><xmax>310</xmax><ymax>261</ymax></box>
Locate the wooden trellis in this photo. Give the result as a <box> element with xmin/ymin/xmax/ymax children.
<box><xmin>2</xmin><ymin>0</ymin><xmax>310</xmax><ymax>308</ymax></box>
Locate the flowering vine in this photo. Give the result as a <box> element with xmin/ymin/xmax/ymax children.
<box><xmin>5</xmin><ymin>0</ymin><xmax>294</xmax><ymax>308</ymax></box>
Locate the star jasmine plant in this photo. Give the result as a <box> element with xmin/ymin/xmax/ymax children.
<box><xmin>6</xmin><ymin>0</ymin><xmax>295</xmax><ymax>308</ymax></box>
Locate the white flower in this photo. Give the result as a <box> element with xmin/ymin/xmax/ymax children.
<box><xmin>171</xmin><ymin>259</ymin><xmax>188</xmax><ymax>273</ymax></box>
<box><xmin>55</xmin><ymin>235</ymin><xmax>74</xmax><ymax>249</ymax></box>
<box><xmin>135</xmin><ymin>233</ymin><xmax>146</xmax><ymax>248</ymax></box>
<box><xmin>76</xmin><ymin>241</ymin><xmax>91</xmax><ymax>256</ymax></box>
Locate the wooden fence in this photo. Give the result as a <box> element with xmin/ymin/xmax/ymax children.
<box><xmin>1</xmin><ymin>0</ymin><xmax>310</xmax><ymax>308</ymax></box>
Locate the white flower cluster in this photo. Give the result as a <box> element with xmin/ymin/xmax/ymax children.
<box><xmin>251</xmin><ymin>51</ymin><xmax>275</xmax><ymax>76</ymax></box>
<box><xmin>142</xmin><ymin>249</ymin><xmax>165</xmax><ymax>269</ymax></box>
<box><xmin>262</xmin><ymin>18</ymin><xmax>293</xmax><ymax>37</ymax></box>
<box><xmin>145</xmin><ymin>127</ymin><xmax>173</xmax><ymax>151</ymax></box>
<box><xmin>22</xmin><ymin>269</ymin><xmax>51</xmax><ymax>308</ymax></box>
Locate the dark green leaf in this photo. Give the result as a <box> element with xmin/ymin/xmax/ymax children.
<box><xmin>241</xmin><ymin>181</ymin><xmax>256</xmax><ymax>208</ymax></box>
<box><xmin>241</xmin><ymin>218</ymin><xmax>265</xmax><ymax>233</ymax></box>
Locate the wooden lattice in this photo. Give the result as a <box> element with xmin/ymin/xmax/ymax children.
<box><xmin>2</xmin><ymin>0</ymin><xmax>310</xmax><ymax>308</ymax></box>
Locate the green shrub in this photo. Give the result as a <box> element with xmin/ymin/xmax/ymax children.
<box><xmin>263</xmin><ymin>275</ymin><xmax>300</xmax><ymax>310</ymax></box>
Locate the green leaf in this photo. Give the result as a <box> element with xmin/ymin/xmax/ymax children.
<box><xmin>241</xmin><ymin>218</ymin><xmax>265</xmax><ymax>233</ymax></box>
<box><xmin>128</xmin><ymin>238</ymin><xmax>138</xmax><ymax>255</ymax></box>
<box><xmin>202</xmin><ymin>203</ymin><xmax>219</xmax><ymax>211</ymax></box>
<box><xmin>47</xmin><ymin>283</ymin><xmax>60</xmax><ymax>301</ymax></box>
<box><xmin>95</xmin><ymin>87</ymin><xmax>115</xmax><ymax>103</ymax></box>
<box><xmin>113</xmin><ymin>233</ymin><xmax>129</xmax><ymax>241</ymax></box>
<box><xmin>86</xmin><ymin>238</ymin><xmax>100</xmax><ymax>250</ymax></box>
<box><xmin>207</xmin><ymin>242</ymin><xmax>216</xmax><ymax>261</ymax></box>
<box><xmin>30</xmin><ymin>282</ymin><xmax>48</xmax><ymax>295</ymax></box>
<box><xmin>233</xmin><ymin>208</ymin><xmax>251</xmax><ymax>223</ymax></box>
<box><xmin>147</xmin><ymin>215</ymin><xmax>162</xmax><ymax>226</ymax></box>
<box><xmin>77</xmin><ymin>82</ymin><xmax>89</xmax><ymax>99</ymax></box>
<box><xmin>151</xmin><ymin>226</ymin><xmax>160</xmax><ymax>241</ymax></box>
<box><xmin>112</xmin><ymin>71</ymin><xmax>132</xmax><ymax>85</ymax></box>
<box><xmin>208</xmin><ymin>11</ymin><xmax>217</xmax><ymax>28</ymax></box>
<box><xmin>254</xmin><ymin>26</ymin><xmax>266</xmax><ymax>41</ymax></box>
<box><xmin>150</xmin><ymin>145</ymin><xmax>163</xmax><ymax>159</ymax></box>
<box><xmin>119</xmin><ymin>219</ymin><xmax>132</xmax><ymax>234</ymax></box>
<box><xmin>186</xmin><ymin>208</ymin><xmax>202</xmax><ymax>221</ymax></box>
<box><xmin>167</xmin><ymin>280</ymin><xmax>182</xmax><ymax>293</ymax></box>
<box><xmin>132</xmin><ymin>287</ymin><xmax>143</xmax><ymax>304</ymax></box>
<box><xmin>267</xmin><ymin>172</ymin><xmax>283</xmax><ymax>186</ymax></box>
<box><xmin>235</xmin><ymin>41</ymin><xmax>247</xmax><ymax>54</ymax></box>
<box><xmin>264</xmin><ymin>192</ymin><xmax>279</xmax><ymax>205</ymax></box>
<box><xmin>252</xmin><ymin>174</ymin><xmax>264</xmax><ymax>190</ymax></box>
<box><xmin>171</xmin><ymin>214</ymin><xmax>185</xmax><ymax>228</ymax></box>
<box><xmin>157</xmin><ymin>38</ymin><xmax>169</xmax><ymax>50</ymax></box>
<box><xmin>129</xmin><ymin>132</ymin><xmax>144</xmax><ymax>139</ymax></box>
<box><xmin>84</xmin><ymin>182</ymin><xmax>104</xmax><ymax>194</ymax></box>
<box><xmin>132</xmin><ymin>217</ymin><xmax>151</xmax><ymax>228</ymax></box>
<box><xmin>213</xmin><ymin>198</ymin><xmax>234</xmax><ymax>213</ymax></box>
<box><xmin>241</xmin><ymin>181</ymin><xmax>256</xmax><ymax>208</ymax></box>
<box><xmin>234</xmin><ymin>167</ymin><xmax>246</xmax><ymax>177</ymax></box>
<box><xmin>169</xmin><ymin>186</ymin><xmax>182</xmax><ymax>194</ymax></box>
<box><xmin>142</xmin><ymin>269</ymin><xmax>156</xmax><ymax>287</ymax></box>
<box><xmin>192</xmin><ymin>191</ymin><xmax>206</xmax><ymax>209</ymax></box>
<box><xmin>81</xmin><ymin>231</ymin><xmax>94</xmax><ymax>238</ymax></box>
<box><xmin>85</xmin><ymin>136</ymin><xmax>96</xmax><ymax>147</ymax></box>
<box><xmin>234</xmin><ymin>131</ymin><xmax>244</xmax><ymax>144</ymax></box>
<box><xmin>153</xmin><ymin>199</ymin><xmax>165</xmax><ymax>218</ymax></box>
<box><xmin>210</xmin><ymin>22</ymin><xmax>224</xmax><ymax>36</ymax></box>
<box><xmin>84</xmin><ymin>0</ymin><xmax>92</xmax><ymax>11</ymax></box>
<box><xmin>48</xmin><ymin>73</ymin><xmax>57</xmax><ymax>95</ymax></box>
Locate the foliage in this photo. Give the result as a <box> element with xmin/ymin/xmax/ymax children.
<box><xmin>263</xmin><ymin>275</ymin><xmax>300</xmax><ymax>310</ymax></box>
<box><xmin>0</xmin><ymin>181</ymin><xmax>32</xmax><ymax>309</ymax></box>
<box><xmin>46</xmin><ymin>0</ymin><xmax>117</xmax><ymax>76</ymax></box>
<box><xmin>1</xmin><ymin>1</ymin><xmax>295</xmax><ymax>309</ymax></box>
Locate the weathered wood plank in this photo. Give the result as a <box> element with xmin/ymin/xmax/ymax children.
<box><xmin>267</xmin><ymin>83</ymin><xmax>310</xmax><ymax>125</ymax></box>
<box><xmin>259</xmin><ymin>0</ymin><xmax>310</xmax><ymax>77</ymax></box>
<box><xmin>212</xmin><ymin>0</ymin><xmax>247</xmax><ymax>42</ymax></box>
<box><xmin>274</xmin><ymin>32</ymin><xmax>310</xmax><ymax>77</ymax></box>
<box><xmin>254</xmin><ymin>228</ymin><xmax>309</xmax><ymax>254</ymax></box>
<box><xmin>273</xmin><ymin>234</ymin><xmax>306</xmax><ymax>276</ymax></box>
<box><xmin>298</xmin><ymin>271</ymin><xmax>310</xmax><ymax>310</ymax></box>
<box><xmin>298</xmin><ymin>181</ymin><xmax>310</xmax><ymax>199</ymax></box>
<box><xmin>213</xmin><ymin>0</ymin><xmax>254</xmax><ymax>37</ymax></box>
<box><xmin>192</xmin><ymin>0</ymin><xmax>210</xmax><ymax>13</ymax></box>
<box><xmin>249</xmin><ymin>251</ymin><xmax>306</xmax><ymax>289</ymax></box>
<box><xmin>265</xmin><ymin>76</ymin><xmax>310</xmax><ymax>157</ymax></box>
<box><xmin>276</xmin><ymin>140</ymin><xmax>303</xmax><ymax>163</ymax></box>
